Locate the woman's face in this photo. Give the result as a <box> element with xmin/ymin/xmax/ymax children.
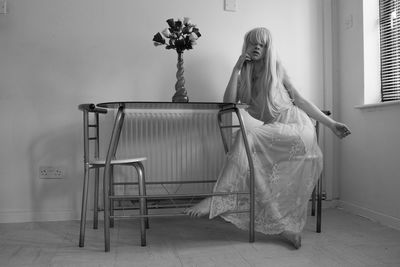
<box><xmin>246</xmin><ymin>41</ymin><xmax>266</xmax><ymax>61</ymax></box>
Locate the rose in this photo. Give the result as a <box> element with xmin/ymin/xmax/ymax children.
<box><xmin>192</xmin><ymin>28</ymin><xmax>201</xmax><ymax>38</ymax></box>
<box><xmin>189</xmin><ymin>32</ymin><xmax>199</xmax><ymax>41</ymax></box>
<box><xmin>161</xmin><ymin>28</ymin><xmax>171</xmax><ymax>38</ymax></box>
<box><xmin>152</xmin><ymin>32</ymin><xmax>165</xmax><ymax>45</ymax></box>
<box><xmin>183</xmin><ymin>17</ymin><xmax>191</xmax><ymax>25</ymax></box>
<box><xmin>182</xmin><ymin>25</ymin><xmax>193</xmax><ymax>34</ymax></box>
<box><xmin>166</xmin><ymin>18</ymin><xmax>175</xmax><ymax>28</ymax></box>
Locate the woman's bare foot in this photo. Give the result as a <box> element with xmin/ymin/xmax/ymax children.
<box><xmin>280</xmin><ymin>231</ymin><xmax>301</xmax><ymax>249</ymax></box>
<box><xmin>184</xmin><ymin>197</ymin><xmax>211</xmax><ymax>217</ymax></box>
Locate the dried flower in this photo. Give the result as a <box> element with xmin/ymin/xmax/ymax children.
<box><xmin>152</xmin><ymin>32</ymin><xmax>165</xmax><ymax>44</ymax></box>
<box><xmin>152</xmin><ymin>17</ymin><xmax>201</xmax><ymax>53</ymax></box>
<box><xmin>161</xmin><ymin>28</ymin><xmax>171</xmax><ymax>38</ymax></box>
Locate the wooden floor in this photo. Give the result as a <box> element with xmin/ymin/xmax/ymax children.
<box><xmin>0</xmin><ymin>208</ymin><xmax>400</xmax><ymax>267</ymax></box>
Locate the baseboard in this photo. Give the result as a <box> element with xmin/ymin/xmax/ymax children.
<box><xmin>0</xmin><ymin>200</ymin><xmax>340</xmax><ymax>224</ymax></box>
<box><xmin>307</xmin><ymin>199</ymin><xmax>338</xmax><ymax>210</ymax></box>
<box><xmin>5</xmin><ymin>200</ymin><xmax>398</xmax><ymax>230</ymax></box>
<box><xmin>338</xmin><ymin>200</ymin><xmax>400</xmax><ymax>231</ymax></box>
<box><xmin>0</xmin><ymin>209</ymin><xmax>78</xmax><ymax>224</ymax></box>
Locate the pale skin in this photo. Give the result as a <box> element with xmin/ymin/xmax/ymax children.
<box><xmin>185</xmin><ymin>41</ymin><xmax>351</xmax><ymax>248</ymax></box>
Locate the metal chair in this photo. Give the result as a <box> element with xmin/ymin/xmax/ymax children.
<box><xmin>78</xmin><ymin>103</ymin><xmax>148</xmax><ymax>248</ymax></box>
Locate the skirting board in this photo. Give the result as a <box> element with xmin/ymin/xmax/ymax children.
<box><xmin>0</xmin><ymin>210</ymin><xmax>78</xmax><ymax>224</ymax></box>
<box><xmin>338</xmin><ymin>200</ymin><xmax>400</xmax><ymax>231</ymax></box>
<box><xmin>0</xmin><ymin>200</ymin><xmax>339</xmax><ymax>224</ymax></box>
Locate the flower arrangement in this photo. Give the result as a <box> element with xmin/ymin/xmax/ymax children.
<box><xmin>153</xmin><ymin>17</ymin><xmax>201</xmax><ymax>54</ymax></box>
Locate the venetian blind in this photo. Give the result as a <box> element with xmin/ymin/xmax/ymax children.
<box><xmin>379</xmin><ymin>0</ymin><xmax>400</xmax><ymax>102</ymax></box>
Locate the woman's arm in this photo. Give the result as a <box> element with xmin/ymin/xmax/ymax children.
<box><xmin>283</xmin><ymin>77</ymin><xmax>351</xmax><ymax>139</ymax></box>
<box><xmin>223</xmin><ymin>69</ymin><xmax>240</xmax><ymax>103</ymax></box>
<box><xmin>223</xmin><ymin>53</ymin><xmax>251</xmax><ymax>103</ymax></box>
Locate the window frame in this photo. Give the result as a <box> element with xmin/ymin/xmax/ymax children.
<box><xmin>379</xmin><ymin>0</ymin><xmax>400</xmax><ymax>102</ymax></box>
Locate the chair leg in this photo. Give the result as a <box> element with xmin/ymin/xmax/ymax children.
<box><xmin>93</xmin><ymin>168</ymin><xmax>99</xmax><ymax>229</ymax></box>
<box><xmin>316</xmin><ymin>178</ymin><xmax>322</xmax><ymax>233</ymax></box>
<box><xmin>143</xmin><ymin>174</ymin><xmax>149</xmax><ymax>229</ymax></box>
<box><xmin>110</xmin><ymin>166</ymin><xmax>115</xmax><ymax>228</ymax></box>
<box><xmin>136</xmin><ymin>163</ymin><xmax>147</xmax><ymax>246</ymax></box>
<box><xmin>103</xmin><ymin>172</ymin><xmax>111</xmax><ymax>252</ymax></box>
<box><xmin>79</xmin><ymin>167</ymin><xmax>90</xmax><ymax>247</ymax></box>
<box><xmin>311</xmin><ymin>187</ymin><xmax>316</xmax><ymax>216</ymax></box>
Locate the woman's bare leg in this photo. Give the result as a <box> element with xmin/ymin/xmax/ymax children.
<box><xmin>184</xmin><ymin>197</ymin><xmax>212</xmax><ymax>217</ymax></box>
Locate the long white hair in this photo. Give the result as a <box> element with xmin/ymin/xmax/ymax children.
<box><xmin>238</xmin><ymin>27</ymin><xmax>288</xmax><ymax>120</ymax></box>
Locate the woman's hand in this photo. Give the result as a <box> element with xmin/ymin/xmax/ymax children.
<box><xmin>330</xmin><ymin>121</ymin><xmax>351</xmax><ymax>139</ymax></box>
<box><xmin>234</xmin><ymin>52</ymin><xmax>251</xmax><ymax>72</ymax></box>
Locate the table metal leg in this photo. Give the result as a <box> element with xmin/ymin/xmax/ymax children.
<box><xmin>109</xmin><ymin>166</ymin><xmax>114</xmax><ymax>228</ymax></box>
<box><xmin>93</xmin><ymin>168</ymin><xmax>99</xmax><ymax>229</ymax></box>
<box><xmin>103</xmin><ymin>105</ymin><xmax>125</xmax><ymax>252</ymax></box>
<box><xmin>316</xmin><ymin>177</ymin><xmax>322</xmax><ymax>233</ymax></box>
<box><xmin>234</xmin><ymin>108</ymin><xmax>255</xmax><ymax>243</ymax></box>
<box><xmin>79</xmin><ymin>165</ymin><xmax>90</xmax><ymax>247</ymax></box>
<box><xmin>311</xmin><ymin>187</ymin><xmax>316</xmax><ymax>216</ymax></box>
<box><xmin>136</xmin><ymin>162</ymin><xmax>147</xmax><ymax>246</ymax></box>
<box><xmin>217</xmin><ymin>106</ymin><xmax>255</xmax><ymax>243</ymax></box>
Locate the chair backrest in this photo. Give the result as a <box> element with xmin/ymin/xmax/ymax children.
<box><xmin>78</xmin><ymin>104</ymin><xmax>108</xmax><ymax>163</ymax></box>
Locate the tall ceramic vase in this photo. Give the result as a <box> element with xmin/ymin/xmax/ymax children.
<box><xmin>172</xmin><ymin>52</ymin><xmax>189</xmax><ymax>102</ymax></box>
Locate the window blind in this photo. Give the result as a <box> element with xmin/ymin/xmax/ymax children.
<box><xmin>379</xmin><ymin>0</ymin><xmax>400</xmax><ymax>102</ymax></box>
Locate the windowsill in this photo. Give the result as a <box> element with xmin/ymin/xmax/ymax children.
<box><xmin>355</xmin><ymin>100</ymin><xmax>400</xmax><ymax>110</ymax></box>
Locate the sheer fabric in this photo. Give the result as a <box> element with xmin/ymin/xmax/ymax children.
<box><xmin>209</xmin><ymin>84</ymin><xmax>323</xmax><ymax>235</ymax></box>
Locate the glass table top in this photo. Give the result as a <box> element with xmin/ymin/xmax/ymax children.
<box><xmin>97</xmin><ymin>101</ymin><xmax>247</xmax><ymax>110</ymax></box>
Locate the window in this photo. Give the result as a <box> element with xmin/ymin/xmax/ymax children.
<box><xmin>379</xmin><ymin>0</ymin><xmax>400</xmax><ymax>102</ymax></box>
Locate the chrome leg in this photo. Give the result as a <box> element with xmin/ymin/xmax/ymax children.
<box><xmin>235</xmin><ymin>108</ymin><xmax>255</xmax><ymax>243</ymax></box>
<box><xmin>136</xmin><ymin>162</ymin><xmax>147</xmax><ymax>246</ymax></box>
<box><xmin>103</xmin><ymin>105</ymin><xmax>125</xmax><ymax>252</ymax></box>
<box><xmin>217</xmin><ymin>106</ymin><xmax>255</xmax><ymax>243</ymax></box>
<box><xmin>311</xmin><ymin>187</ymin><xmax>316</xmax><ymax>217</ymax></box>
<box><xmin>93</xmin><ymin>168</ymin><xmax>99</xmax><ymax>229</ymax></box>
<box><xmin>110</xmin><ymin>166</ymin><xmax>114</xmax><ymax>228</ymax></box>
<box><xmin>103</xmin><ymin>160</ymin><xmax>111</xmax><ymax>251</ymax></box>
<box><xmin>79</xmin><ymin>165</ymin><xmax>90</xmax><ymax>247</ymax></box>
<box><xmin>316</xmin><ymin>178</ymin><xmax>322</xmax><ymax>233</ymax></box>
<box><xmin>140</xmin><ymin>162</ymin><xmax>149</xmax><ymax>229</ymax></box>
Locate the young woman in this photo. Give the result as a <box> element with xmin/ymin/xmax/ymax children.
<box><xmin>185</xmin><ymin>27</ymin><xmax>351</xmax><ymax>249</ymax></box>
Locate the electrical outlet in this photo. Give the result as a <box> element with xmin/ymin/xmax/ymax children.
<box><xmin>39</xmin><ymin>166</ymin><xmax>66</xmax><ymax>179</ymax></box>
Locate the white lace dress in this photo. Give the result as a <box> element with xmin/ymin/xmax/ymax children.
<box><xmin>209</xmin><ymin>84</ymin><xmax>323</xmax><ymax>235</ymax></box>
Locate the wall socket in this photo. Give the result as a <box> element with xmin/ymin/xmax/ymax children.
<box><xmin>39</xmin><ymin>166</ymin><xmax>66</xmax><ymax>179</ymax></box>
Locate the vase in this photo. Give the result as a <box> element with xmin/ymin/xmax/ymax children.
<box><xmin>172</xmin><ymin>52</ymin><xmax>189</xmax><ymax>102</ymax></box>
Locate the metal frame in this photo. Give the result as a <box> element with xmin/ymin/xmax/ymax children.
<box><xmin>95</xmin><ymin>102</ymin><xmax>328</xmax><ymax>251</ymax></box>
<box><xmin>78</xmin><ymin>103</ymin><xmax>106</xmax><ymax>247</ymax></box>
<box><xmin>97</xmin><ymin>102</ymin><xmax>255</xmax><ymax>251</ymax></box>
<box><xmin>78</xmin><ymin>104</ymin><xmax>148</xmax><ymax>252</ymax></box>
<box><xmin>102</xmin><ymin>105</ymin><xmax>148</xmax><ymax>251</ymax></box>
<box><xmin>217</xmin><ymin>104</ymin><xmax>255</xmax><ymax>243</ymax></box>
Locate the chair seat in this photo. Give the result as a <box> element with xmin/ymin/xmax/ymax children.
<box><xmin>90</xmin><ymin>157</ymin><xmax>147</xmax><ymax>166</ymax></box>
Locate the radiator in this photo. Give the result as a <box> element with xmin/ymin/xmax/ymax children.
<box><xmin>113</xmin><ymin>109</ymin><xmax>229</xmax><ymax>196</ymax></box>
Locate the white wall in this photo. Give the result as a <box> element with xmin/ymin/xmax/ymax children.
<box><xmin>0</xmin><ymin>0</ymin><xmax>325</xmax><ymax>222</ymax></box>
<box><xmin>334</xmin><ymin>0</ymin><xmax>400</xmax><ymax>230</ymax></box>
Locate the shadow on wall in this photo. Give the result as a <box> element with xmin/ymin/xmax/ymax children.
<box><xmin>28</xmin><ymin>122</ymin><xmax>83</xmax><ymax>221</ymax></box>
